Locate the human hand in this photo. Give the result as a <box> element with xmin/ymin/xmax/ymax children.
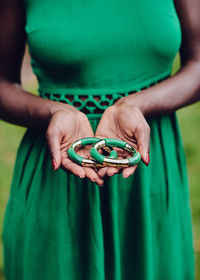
<box><xmin>95</xmin><ymin>104</ymin><xmax>150</xmax><ymax>179</ymax></box>
<box><xmin>46</xmin><ymin>107</ymin><xmax>104</xmax><ymax>186</ymax></box>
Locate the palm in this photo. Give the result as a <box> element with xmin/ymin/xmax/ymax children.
<box><xmin>46</xmin><ymin>110</ymin><xmax>104</xmax><ymax>186</ymax></box>
<box><xmin>95</xmin><ymin>105</ymin><xmax>150</xmax><ymax>178</ymax></box>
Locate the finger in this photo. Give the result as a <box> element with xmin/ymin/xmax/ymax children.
<box><xmin>46</xmin><ymin>129</ymin><xmax>62</xmax><ymax>170</ymax></box>
<box><xmin>98</xmin><ymin>167</ymin><xmax>109</xmax><ymax>179</ymax></box>
<box><xmin>84</xmin><ymin>168</ymin><xmax>104</xmax><ymax>187</ymax></box>
<box><xmin>106</xmin><ymin>150</ymin><xmax>128</xmax><ymax>176</ymax></box>
<box><xmin>74</xmin><ymin>146</ymin><xmax>104</xmax><ymax>185</ymax></box>
<box><xmin>62</xmin><ymin>157</ymin><xmax>85</xmax><ymax>178</ymax></box>
<box><xmin>135</xmin><ymin>123</ymin><xmax>150</xmax><ymax>166</ymax></box>
<box><xmin>122</xmin><ymin>165</ymin><xmax>137</xmax><ymax>178</ymax></box>
<box><xmin>107</xmin><ymin>167</ymin><xmax>120</xmax><ymax>176</ymax></box>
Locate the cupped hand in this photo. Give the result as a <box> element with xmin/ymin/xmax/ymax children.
<box><xmin>95</xmin><ymin>104</ymin><xmax>150</xmax><ymax>179</ymax></box>
<box><xmin>46</xmin><ymin>107</ymin><xmax>104</xmax><ymax>186</ymax></box>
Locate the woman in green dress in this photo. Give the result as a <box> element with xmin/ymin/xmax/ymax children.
<box><xmin>0</xmin><ymin>0</ymin><xmax>200</xmax><ymax>279</ymax></box>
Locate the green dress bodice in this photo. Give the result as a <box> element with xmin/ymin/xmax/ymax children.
<box><xmin>24</xmin><ymin>0</ymin><xmax>181</xmax><ymax>94</ymax></box>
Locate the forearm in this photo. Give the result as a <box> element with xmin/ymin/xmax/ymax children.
<box><xmin>0</xmin><ymin>80</ymin><xmax>76</xmax><ymax>129</ymax></box>
<box><xmin>116</xmin><ymin>60</ymin><xmax>200</xmax><ymax>117</ymax></box>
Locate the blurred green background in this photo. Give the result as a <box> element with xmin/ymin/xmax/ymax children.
<box><xmin>0</xmin><ymin>54</ymin><xmax>199</xmax><ymax>279</ymax></box>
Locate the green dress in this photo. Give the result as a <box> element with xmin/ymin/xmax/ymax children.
<box><xmin>3</xmin><ymin>0</ymin><xmax>194</xmax><ymax>279</ymax></box>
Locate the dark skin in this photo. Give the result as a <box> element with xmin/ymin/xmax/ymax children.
<box><xmin>0</xmin><ymin>0</ymin><xmax>200</xmax><ymax>184</ymax></box>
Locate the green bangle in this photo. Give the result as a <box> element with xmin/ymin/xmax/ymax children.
<box><xmin>67</xmin><ymin>137</ymin><xmax>118</xmax><ymax>167</ymax></box>
<box><xmin>90</xmin><ymin>138</ymin><xmax>141</xmax><ymax>167</ymax></box>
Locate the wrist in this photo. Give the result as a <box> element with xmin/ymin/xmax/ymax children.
<box><xmin>49</xmin><ymin>100</ymin><xmax>74</xmax><ymax>115</ymax></box>
<box><xmin>32</xmin><ymin>98</ymin><xmax>83</xmax><ymax>130</ymax></box>
<box><xmin>114</xmin><ymin>92</ymin><xmax>147</xmax><ymax>115</ymax></box>
<box><xmin>48</xmin><ymin>100</ymin><xmax>88</xmax><ymax>125</ymax></box>
<box><xmin>48</xmin><ymin>100</ymin><xmax>81</xmax><ymax>119</ymax></box>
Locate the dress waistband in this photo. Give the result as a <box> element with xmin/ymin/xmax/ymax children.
<box><xmin>39</xmin><ymin>76</ymin><xmax>169</xmax><ymax>114</ymax></box>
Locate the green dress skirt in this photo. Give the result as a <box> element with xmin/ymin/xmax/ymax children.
<box><xmin>3</xmin><ymin>0</ymin><xmax>194</xmax><ymax>279</ymax></box>
<box><xmin>3</xmin><ymin>113</ymin><xmax>194</xmax><ymax>280</ymax></box>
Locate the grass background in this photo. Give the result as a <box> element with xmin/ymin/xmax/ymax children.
<box><xmin>0</xmin><ymin>55</ymin><xmax>199</xmax><ymax>279</ymax></box>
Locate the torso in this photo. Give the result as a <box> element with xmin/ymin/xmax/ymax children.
<box><xmin>23</xmin><ymin>0</ymin><xmax>182</xmax><ymax>94</ymax></box>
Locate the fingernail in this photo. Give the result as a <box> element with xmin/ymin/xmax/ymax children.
<box><xmin>51</xmin><ymin>159</ymin><xmax>57</xmax><ymax>170</ymax></box>
<box><xmin>79</xmin><ymin>174</ymin><xmax>85</xmax><ymax>179</ymax></box>
<box><xmin>146</xmin><ymin>153</ymin><xmax>150</xmax><ymax>166</ymax></box>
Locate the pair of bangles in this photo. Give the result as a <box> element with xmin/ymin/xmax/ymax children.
<box><xmin>67</xmin><ymin>137</ymin><xmax>141</xmax><ymax>168</ymax></box>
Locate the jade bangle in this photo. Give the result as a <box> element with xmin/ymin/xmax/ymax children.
<box><xmin>90</xmin><ymin>138</ymin><xmax>141</xmax><ymax>167</ymax></box>
<box><xmin>67</xmin><ymin>137</ymin><xmax>118</xmax><ymax>167</ymax></box>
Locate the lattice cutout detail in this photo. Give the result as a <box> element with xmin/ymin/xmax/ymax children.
<box><xmin>39</xmin><ymin>76</ymin><xmax>168</xmax><ymax>114</ymax></box>
<box><xmin>40</xmin><ymin>92</ymin><xmax>136</xmax><ymax>114</ymax></box>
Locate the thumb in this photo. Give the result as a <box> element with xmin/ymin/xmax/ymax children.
<box><xmin>135</xmin><ymin>123</ymin><xmax>150</xmax><ymax>166</ymax></box>
<box><xmin>46</xmin><ymin>129</ymin><xmax>62</xmax><ymax>170</ymax></box>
